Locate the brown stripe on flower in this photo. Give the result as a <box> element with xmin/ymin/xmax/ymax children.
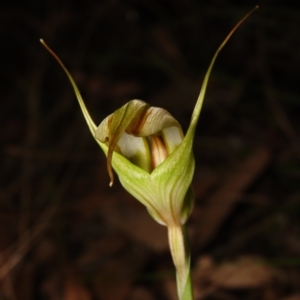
<box><xmin>127</xmin><ymin>105</ymin><xmax>150</xmax><ymax>136</ymax></box>
<box><xmin>150</xmin><ymin>135</ymin><xmax>168</xmax><ymax>170</ymax></box>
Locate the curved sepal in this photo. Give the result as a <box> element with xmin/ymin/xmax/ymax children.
<box><xmin>95</xmin><ymin>99</ymin><xmax>182</xmax><ymax>185</ymax></box>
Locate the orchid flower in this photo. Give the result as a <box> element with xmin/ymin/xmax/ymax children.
<box><xmin>41</xmin><ymin>6</ymin><xmax>257</xmax><ymax>300</ymax></box>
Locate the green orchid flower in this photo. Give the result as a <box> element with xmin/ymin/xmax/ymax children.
<box><xmin>95</xmin><ymin>98</ymin><xmax>194</xmax><ymax>227</ymax></box>
<box><xmin>41</xmin><ymin>6</ymin><xmax>257</xmax><ymax>300</ymax></box>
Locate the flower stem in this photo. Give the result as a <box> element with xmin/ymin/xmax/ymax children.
<box><xmin>168</xmin><ymin>225</ymin><xmax>193</xmax><ymax>300</ymax></box>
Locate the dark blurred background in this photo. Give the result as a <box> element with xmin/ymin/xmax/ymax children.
<box><xmin>1</xmin><ymin>1</ymin><xmax>300</xmax><ymax>299</ymax></box>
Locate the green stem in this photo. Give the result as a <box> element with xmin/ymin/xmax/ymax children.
<box><xmin>168</xmin><ymin>225</ymin><xmax>193</xmax><ymax>300</ymax></box>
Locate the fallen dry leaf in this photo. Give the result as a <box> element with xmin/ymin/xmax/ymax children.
<box><xmin>195</xmin><ymin>147</ymin><xmax>272</xmax><ymax>248</ymax></box>
<box><xmin>211</xmin><ymin>256</ymin><xmax>274</xmax><ymax>289</ymax></box>
<box><xmin>128</xmin><ymin>286</ymin><xmax>155</xmax><ymax>300</ymax></box>
<box><xmin>99</xmin><ymin>192</ymin><xmax>169</xmax><ymax>252</ymax></box>
<box><xmin>281</xmin><ymin>295</ymin><xmax>300</xmax><ymax>300</ymax></box>
<box><xmin>92</xmin><ymin>243</ymin><xmax>147</xmax><ymax>300</ymax></box>
<box><xmin>62</xmin><ymin>271</ymin><xmax>91</xmax><ymax>300</ymax></box>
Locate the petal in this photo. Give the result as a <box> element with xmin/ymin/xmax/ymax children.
<box><xmin>117</xmin><ymin>133</ymin><xmax>151</xmax><ymax>173</ymax></box>
<box><xmin>130</xmin><ymin>106</ymin><xmax>182</xmax><ymax>137</ymax></box>
<box><xmin>40</xmin><ymin>40</ymin><xmax>97</xmax><ymax>136</ymax></box>
<box><xmin>99</xmin><ymin>141</ymin><xmax>168</xmax><ymax>224</ymax></box>
<box><xmin>150</xmin><ymin>135</ymin><xmax>168</xmax><ymax>170</ymax></box>
<box><xmin>187</xmin><ymin>6</ymin><xmax>259</xmax><ymax>139</ymax></box>
<box><xmin>150</xmin><ymin>134</ymin><xmax>195</xmax><ymax>226</ymax></box>
<box><xmin>95</xmin><ymin>100</ymin><xmax>149</xmax><ymax>185</ymax></box>
<box><xmin>161</xmin><ymin>126</ymin><xmax>184</xmax><ymax>154</ymax></box>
